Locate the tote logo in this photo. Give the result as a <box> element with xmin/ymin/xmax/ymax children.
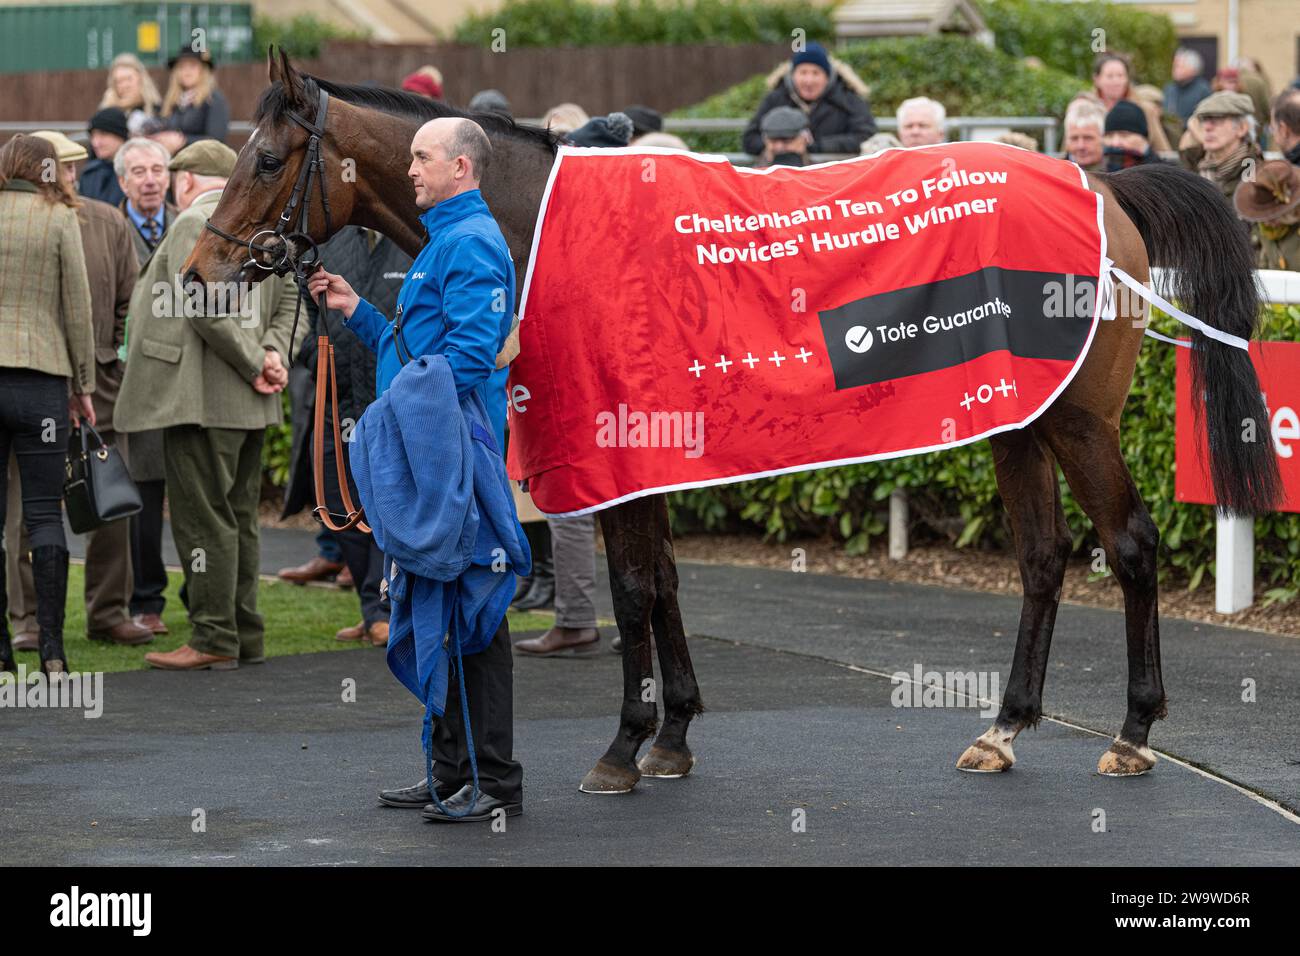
<box><xmin>49</xmin><ymin>886</ymin><xmax>151</xmax><ymax>936</ymax></box>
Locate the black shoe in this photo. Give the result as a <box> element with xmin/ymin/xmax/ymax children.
<box><xmin>380</xmin><ymin>777</ymin><xmax>457</xmax><ymax>808</ymax></box>
<box><xmin>512</xmin><ymin>574</ymin><xmax>532</xmax><ymax>603</ymax></box>
<box><xmin>422</xmin><ymin>784</ymin><xmax>523</xmax><ymax>823</ymax></box>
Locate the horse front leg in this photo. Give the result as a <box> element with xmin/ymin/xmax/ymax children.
<box><xmin>580</xmin><ymin>499</ymin><xmax>661</xmax><ymax>794</ymax></box>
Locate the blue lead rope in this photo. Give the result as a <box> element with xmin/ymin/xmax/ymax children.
<box><xmin>424</xmin><ymin>627</ymin><xmax>481</xmax><ymax>818</ymax></box>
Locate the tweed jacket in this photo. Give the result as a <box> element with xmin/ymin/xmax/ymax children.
<box><xmin>0</xmin><ymin>181</ymin><xmax>95</xmax><ymax>393</ymax></box>
<box><xmin>77</xmin><ymin>196</ymin><xmax>139</xmax><ymax>430</ymax></box>
<box><xmin>114</xmin><ymin>189</ymin><xmax>298</xmax><ymax>432</ymax></box>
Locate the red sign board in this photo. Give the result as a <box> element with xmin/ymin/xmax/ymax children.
<box><xmin>1176</xmin><ymin>340</ymin><xmax>1300</xmax><ymax>512</ymax></box>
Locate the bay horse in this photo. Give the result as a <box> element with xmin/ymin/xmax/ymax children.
<box><xmin>183</xmin><ymin>50</ymin><xmax>1279</xmax><ymax>790</ymax></box>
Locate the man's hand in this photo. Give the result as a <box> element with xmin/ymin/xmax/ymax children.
<box><xmin>306</xmin><ymin>269</ymin><xmax>360</xmax><ymax>318</ymax></box>
<box><xmin>253</xmin><ymin>349</ymin><xmax>287</xmax><ymax>395</ymax></box>
<box><xmin>69</xmin><ymin>392</ymin><xmax>96</xmax><ymax>428</ymax></box>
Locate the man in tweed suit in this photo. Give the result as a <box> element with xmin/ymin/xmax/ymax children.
<box><xmin>115</xmin><ymin>140</ymin><xmax>298</xmax><ymax>671</ymax></box>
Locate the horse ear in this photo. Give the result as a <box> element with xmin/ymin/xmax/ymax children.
<box><xmin>267</xmin><ymin>44</ymin><xmax>280</xmax><ymax>85</ymax></box>
<box><xmin>279</xmin><ymin>48</ymin><xmax>303</xmax><ymax>106</ymax></box>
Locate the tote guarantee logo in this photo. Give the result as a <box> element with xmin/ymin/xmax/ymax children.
<box><xmin>819</xmin><ymin>266</ymin><xmax>1090</xmax><ymax>391</ymax></box>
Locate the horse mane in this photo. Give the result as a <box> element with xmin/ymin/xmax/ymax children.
<box><xmin>254</xmin><ymin>74</ymin><xmax>561</xmax><ymax>154</ymax></box>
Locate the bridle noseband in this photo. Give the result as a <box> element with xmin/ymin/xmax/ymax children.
<box><xmin>204</xmin><ymin>87</ymin><xmax>333</xmax><ymax>280</ymax></box>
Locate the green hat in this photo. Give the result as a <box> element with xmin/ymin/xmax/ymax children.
<box><xmin>1192</xmin><ymin>91</ymin><xmax>1255</xmax><ymax>119</ymax></box>
<box><xmin>168</xmin><ymin>139</ymin><xmax>237</xmax><ymax>178</ymax></box>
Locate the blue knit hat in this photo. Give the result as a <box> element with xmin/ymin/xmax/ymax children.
<box><xmin>791</xmin><ymin>42</ymin><xmax>831</xmax><ymax>76</ymax></box>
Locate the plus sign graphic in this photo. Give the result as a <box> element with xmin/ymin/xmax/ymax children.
<box><xmin>715</xmin><ymin>355</ymin><xmax>733</xmax><ymax>373</ymax></box>
<box><xmin>688</xmin><ymin>360</ymin><xmax>706</xmax><ymax>378</ymax></box>
<box><xmin>995</xmin><ymin>378</ymin><xmax>1017</xmax><ymax>397</ymax></box>
<box><xmin>795</xmin><ymin>347</ymin><xmax>813</xmax><ymax>363</ymax></box>
<box><xmin>960</xmin><ymin>393</ymin><xmax>975</xmax><ymax>411</ymax></box>
<box><xmin>741</xmin><ymin>352</ymin><xmax>760</xmax><ymax>369</ymax></box>
<box><xmin>769</xmin><ymin>350</ymin><xmax>786</xmax><ymax>367</ymax></box>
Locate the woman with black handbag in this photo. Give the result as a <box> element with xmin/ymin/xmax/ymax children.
<box><xmin>0</xmin><ymin>135</ymin><xmax>95</xmax><ymax>675</ymax></box>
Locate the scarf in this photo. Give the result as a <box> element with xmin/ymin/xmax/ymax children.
<box><xmin>1198</xmin><ymin>142</ymin><xmax>1255</xmax><ymax>188</ymax></box>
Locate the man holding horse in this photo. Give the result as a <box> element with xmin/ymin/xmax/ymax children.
<box><xmin>307</xmin><ymin>116</ymin><xmax>523</xmax><ymax>824</ymax></box>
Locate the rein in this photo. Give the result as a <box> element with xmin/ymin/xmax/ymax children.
<box><xmin>202</xmin><ymin>87</ymin><xmax>369</xmax><ymax>533</ymax></box>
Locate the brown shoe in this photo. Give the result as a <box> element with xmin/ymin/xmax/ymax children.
<box><xmin>368</xmin><ymin>620</ymin><xmax>390</xmax><ymax>647</ymax></box>
<box><xmin>335</xmin><ymin>620</ymin><xmax>367</xmax><ymax>642</ymax></box>
<box><xmin>133</xmin><ymin>613</ymin><xmax>169</xmax><ymax>635</ymax></box>
<box><xmin>89</xmin><ymin>619</ymin><xmax>155</xmax><ymax>646</ymax></box>
<box><xmin>336</xmin><ymin>566</ymin><xmax>354</xmax><ymax>590</ymax></box>
<box><xmin>12</xmin><ymin>630</ymin><xmax>39</xmax><ymax>651</ymax></box>
<box><xmin>144</xmin><ymin>645</ymin><xmax>238</xmax><ymax>671</ymax></box>
<box><xmin>515</xmin><ymin>626</ymin><xmax>600</xmax><ymax>658</ymax></box>
<box><xmin>277</xmin><ymin>556</ymin><xmax>344</xmax><ymax>585</ymax></box>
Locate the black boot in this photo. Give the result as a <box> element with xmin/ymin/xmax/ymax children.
<box><xmin>31</xmin><ymin>544</ymin><xmax>69</xmax><ymax>675</ymax></box>
<box><xmin>513</xmin><ymin>556</ymin><xmax>554</xmax><ymax>610</ymax></box>
<box><xmin>0</xmin><ymin>543</ymin><xmax>14</xmax><ymax>674</ymax></box>
<box><xmin>513</xmin><ymin>521</ymin><xmax>554</xmax><ymax>611</ymax></box>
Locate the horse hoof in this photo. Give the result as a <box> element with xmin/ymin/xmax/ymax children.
<box><xmin>579</xmin><ymin>760</ymin><xmax>640</xmax><ymax>794</ymax></box>
<box><xmin>1097</xmin><ymin>740</ymin><xmax>1157</xmax><ymax>776</ymax></box>
<box><xmin>956</xmin><ymin>727</ymin><xmax>1016</xmax><ymax>773</ymax></box>
<box><xmin>637</xmin><ymin>746</ymin><xmax>696</xmax><ymax>778</ymax></box>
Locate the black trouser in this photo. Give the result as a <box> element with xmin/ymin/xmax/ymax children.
<box><xmin>430</xmin><ymin>616</ymin><xmax>524</xmax><ymax>804</ymax></box>
<box><xmin>321</xmin><ymin>422</ymin><xmax>383</xmax><ymax>627</ymax></box>
<box><xmin>0</xmin><ymin>369</ymin><xmax>69</xmax><ymax>552</ymax></box>
<box><xmin>129</xmin><ymin>479</ymin><xmax>167</xmax><ymax>616</ymax></box>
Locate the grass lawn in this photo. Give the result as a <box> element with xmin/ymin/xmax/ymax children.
<box><xmin>8</xmin><ymin>564</ymin><xmax>557</xmax><ymax>675</ymax></box>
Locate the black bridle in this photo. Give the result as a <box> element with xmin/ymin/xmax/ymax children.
<box><xmin>203</xmin><ymin>87</ymin><xmax>334</xmax><ymax>364</ymax></box>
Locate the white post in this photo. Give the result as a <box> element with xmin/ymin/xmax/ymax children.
<box><xmin>889</xmin><ymin>488</ymin><xmax>908</xmax><ymax>560</ymax></box>
<box><xmin>1215</xmin><ymin>513</ymin><xmax>1254</xmax><ymax>613</ymax></box>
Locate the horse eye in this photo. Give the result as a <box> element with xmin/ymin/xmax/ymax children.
<box><xmin>258</xmin><ymin>154</ymin><xmax>282</xmax><ymax>173</ymax></box>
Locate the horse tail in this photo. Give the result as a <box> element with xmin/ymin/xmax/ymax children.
<box><xmin>1099</xmin><ymin>162</ymin><xmax>1281</xmax><ymax>517</ymax></box>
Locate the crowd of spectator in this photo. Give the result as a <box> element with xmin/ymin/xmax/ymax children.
<box><xmin>4</xmin><ymin>38</ymin><xmax>1300</xmax><ymax>676</ymax></box>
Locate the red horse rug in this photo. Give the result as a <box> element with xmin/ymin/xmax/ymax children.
<box><xmin>507</xmin><ymin>141</ymin><xmax>1108</xmax><ymax>516</ymax></box>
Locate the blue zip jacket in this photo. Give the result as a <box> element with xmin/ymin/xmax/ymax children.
<box><xmin>351</xmin><ymin>355</ymin><xmax>531</xmax><ymax>736</ymax></box>
<box><xmin>345</xmin><ymin>188</ymin><xmax>514</xmax><ymax>445</ymax></box>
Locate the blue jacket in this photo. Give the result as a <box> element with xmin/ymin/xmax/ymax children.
<box><xmin>345</xmin><ymin>188</ymin><xmax>514</xmax><ymax>447</ymax></box>
<box><xmin>78</xmin><ymin>158</ymin><xmax>125</xmax><ymax>208</ymax></box>
<box><xmin>351</xmin><ymin>356</ymin><xmax>530</xmax><ymax>738</ymax></box>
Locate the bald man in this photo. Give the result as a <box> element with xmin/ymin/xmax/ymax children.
<box><xmin>308</xmin><ymin>116</ymin><xmax>522</xmax><ymax>824</ymax></box>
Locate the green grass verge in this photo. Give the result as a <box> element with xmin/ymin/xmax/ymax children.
<box><xmin>8</xmin><ymin>564</ymin><xmax>558</xmax><ymax>676</ymax></box>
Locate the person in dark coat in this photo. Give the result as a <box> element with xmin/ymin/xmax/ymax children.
<box><xmin>742</xmin><ymin>42</ymin><xmax>876</xmax><ymax>156</ymax></box>
<box><xmin>152</xmin><ymin>47</ymin><xmax>230</xmax><ymax>154</ymax></box>
<box><xmin>1164</xmin><ymin>48</ymin><xmax>1212</xmax><ymax>124</ymax></box>
<box><xmin>283</xmin><ymin>226</ymin><xmax>410</xmax><ymax>647</ymax></box>
<box><xmin>78</xmin><ymin>108</ymin><xmax>129</xmax><ymax>207</ymax></box>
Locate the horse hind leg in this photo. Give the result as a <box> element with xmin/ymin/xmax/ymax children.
<box><xmin>638</xmin><ymin>520</ymin><xmax>704</xmax><ymax>778</ymax></box>
<box><xmin>580</xmin><ymin>499</ymin><xmax>661</xmax><ymax>794</ymax></box>
<box><xmin>957</xmin><ymin>429</ymin><xmax>1070</xmax><ymax>773</ymax></box>
<box><xmin>1043</xmin><ymin>406</ymin><xmax>1165</xmax><ymax>776</ymax></box>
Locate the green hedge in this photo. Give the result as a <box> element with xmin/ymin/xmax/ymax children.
<box><xmin>974</xmin><ymin>0</ymin><xmax>1178</xmax><ymax>87</ymax></box>
<box><xmin>671</xmin><ymin>34</ymin><xmax>1082</xmax><ymax>152</ymax></box>
<box><xmin>669</xmin><ymin>305</ymin><xmax>1300</xmax><ymax>598</ymax></box>
<box><xmin>452</xmin><ymin>0</ymin><xmax>836</xmax><ymax>47</ymax></box>
<box><xmin>253</xmin><ymin>14</ymin><xmax>367</xmax><ymax>59</ymax></box>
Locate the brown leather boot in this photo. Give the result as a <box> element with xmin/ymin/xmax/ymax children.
<box><xmin>515</xmin><ymin>626</ymin><xmax>600</xmax><ymax>658</ymax></box>
<box><xmin>88</xmin><ymin>619</ymin><xmax>155</xmax><ymax>646</ymax></box>
<box><xmin>144</xmin><ymin>645</ymin><xmax>238</xmax><ymax>671</ymax></box>
<box><xmin>278</xmin><ymin>556</ymin><xmax>343</xmax><ymax>584</ymax></box>
<box><xmin>335</xmin><ymin>620</ymin><xmax>367</xmax><ymax>642</ymax></box>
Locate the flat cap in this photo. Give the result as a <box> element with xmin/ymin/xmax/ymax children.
<box><xmin>761</xmin><ymin>106</ymin><xmax>810</xmax><ymax>139</ymax></box>
<box><xmin>1192</xmin><ymin>91</ymin><xmax>1255</xmax><ymax>119</ymax></box>
<box><xmin>30</xmin><ymin>130</ymin><xmax>89</xmax><ymax>163</ymax></box>
<box><xmin>168</xmin><ymin>139</ymin><xmax>237</xmax><ymax>178</ymax></box>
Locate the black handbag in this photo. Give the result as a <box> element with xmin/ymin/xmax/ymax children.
<box><xmin>64</xmin><ymin>423</ymin><xmax>142</xmax><ymax>533</ymax></box>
